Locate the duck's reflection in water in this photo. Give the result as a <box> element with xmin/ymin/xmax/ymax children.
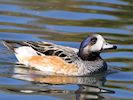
<box><xmin>0</xmin><ymin>65</ymin><xmax>115</xmax><ymax>100</ymax></box>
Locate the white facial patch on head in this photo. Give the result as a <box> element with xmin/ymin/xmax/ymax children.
<box><xmin>87</xmin><ymin>34</ymin><xmax>105</xmax><ymax>52</ymax></box>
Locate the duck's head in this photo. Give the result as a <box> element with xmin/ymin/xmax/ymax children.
<box><xmin>78</xmin><ymin>34</ymin><xmax>117</xmax><ymax>60</ymax></box>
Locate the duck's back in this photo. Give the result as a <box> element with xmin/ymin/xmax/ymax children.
<box><xmin>25</xmin><ymin>41</ymin><xmax>80</xmax><ymax>63</ymax></box>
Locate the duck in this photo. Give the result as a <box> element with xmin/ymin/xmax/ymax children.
<box><xmin>2</xmin><ymin>34</ymin><xmax>117</xmax><ymax>76</ymax></box>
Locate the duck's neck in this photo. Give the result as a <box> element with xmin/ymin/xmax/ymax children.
<box><xmin>78</xmin><ymin>52</ymin><xmax>101</xmax><ymax>61</ymax></box>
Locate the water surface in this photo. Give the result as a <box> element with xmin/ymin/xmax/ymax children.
<box><xmin>0</xmin><ymin>0</ymin><xmax>133</xmax><ymax>100</ymax></box>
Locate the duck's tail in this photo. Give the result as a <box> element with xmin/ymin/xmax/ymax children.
<box><xmin>2</xmin><ymin>40</ymin><xmax>28</xmax><ymax>52</ymax></box>
<box><xmin>2</xmin><ymin>40</ymin><xmax>38</xmax><ymax>65</ymax></box>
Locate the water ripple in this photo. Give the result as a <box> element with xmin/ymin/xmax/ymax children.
<box><xmin>0</xmin><ymin>0</ymin><xmax>132</xmax><ymax>100</ymax></box>
<box><xmin>42</xmin><ymin>10</ymin><xmax>119</xmax><ymax>20</ymax></box>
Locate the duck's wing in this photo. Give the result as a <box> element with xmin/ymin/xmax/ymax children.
<box><xmin>3</xmin><ymin>40</ymin><xmax>79</xmax><ymax>63</ymax></box>
<box><xmin>25</xmin><ymin>41</ymin><xmax>79</xmax><ymax>63</ymax></box>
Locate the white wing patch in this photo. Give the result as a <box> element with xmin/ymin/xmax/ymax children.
<box><xmin>15</xmin><ymin>46</ymin><xmax>38</xmax><ymax>65</ymax></box>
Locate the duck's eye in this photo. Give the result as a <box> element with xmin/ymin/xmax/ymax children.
<box><xmin>90</xmin><ymin>37</ymin><xmax>97</xmax><ymax>45</ymax></box>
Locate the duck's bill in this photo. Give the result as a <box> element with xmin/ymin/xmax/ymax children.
<box><xmin>102</xmin><ymin>42</ymin><xmax>117</xmax><ymax>50</ymax></box>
